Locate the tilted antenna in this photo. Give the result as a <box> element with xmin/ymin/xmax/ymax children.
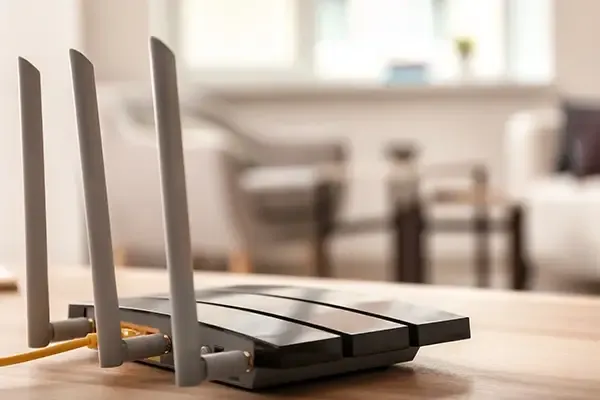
<box><xmin>69</xmin><ymin>48</ymin><xmax>172</xmax><ymax>370</ymax></box>
<box><xmin>68</xmin><ymin>50</ymin><xmax>124</xmax><ymax>368</ymax></box>
<box><xmin>149</xmin><ymin>36</ymin><xmax>204</xmax><ymax>386</ymax></box>
<box><xmin>19</xmin><ymin>57</ymin><xmax>94</xmax><ymax>349</ymax></box>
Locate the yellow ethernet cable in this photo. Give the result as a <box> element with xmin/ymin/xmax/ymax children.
<box><xmin>0</xmin><ymin>333</ymin><xmax>98</xmax><ymax>366</ymax></box>
<box><xmin>0</xmin><ymin>322</ymin><xmax>158</xmax><ymax>367</ymax></box>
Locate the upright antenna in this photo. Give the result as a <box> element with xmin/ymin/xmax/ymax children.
<box><xmin>18</xmin><ymin>57</ymin><xmax>51</xmax><ymax>348</ymax></box>
<box><xmin>69</xmin><ymin>49</ymin><xmax>123</xmax><ymax>368</ymax></box>
<box><xmin>149</xmin><ymin>37</ymin><xmax>203</xmax><ymax>386</ymax></box>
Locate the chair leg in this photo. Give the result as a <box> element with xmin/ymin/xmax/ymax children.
<box><xmin>314</xmin><ymin>181</ymin><xmax>334</xmax><ymax>278</ymax></box>
<box><xmin>0</xmin><ymin>265</ymin><xmax>18</xmax><ymax>292</ymax></box>
<box><xmin>509</xmin><ymin>204</ymin><xmax>529</xmax><ymax>290</ymax></box>
<box><xmin>113</xmin><ymin>247</ymin><xmax>128</xmax><ymax>267</ymax></box>
<box><xmin>228</xmin><ymin>250</ymin><xmax>253</xmax><ymax>274</ymax></box>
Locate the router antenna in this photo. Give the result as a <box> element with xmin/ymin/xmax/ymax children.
<box><xmin>149</xmin><ymin>37</ymin><xmax>203</xmax><ymax>386</ymax></box>
<box><xmin>69</xmin><ymin>49</ymin><xmax>123</xmax><ymax>368</ymax></box>
<box><xmin>18</xmin><ymin>57</ymin><xmax>51</xmax><ymax>348</ymax></box>
<box><xmin>19</xmin><ymin>57</ymin><xmax>94</xmax><ymax>348</ymax></box>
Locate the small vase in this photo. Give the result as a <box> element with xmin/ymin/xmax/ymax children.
<box><xmin>458</xmin><ymin>56</ymin><xmax>473</xmax><ymax>82</ymax></box>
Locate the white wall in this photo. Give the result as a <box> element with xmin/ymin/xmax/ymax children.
<box><xmin>82</xmin><ymin>0</ymin><xmax>150</xmax><ymax>83</ymax></box>
<box><xmin>0</xmin><ymin>0</ymin><xmax>84</xmax><ymax>269</ymax></box>
<box><xmin>554</xmin><ymin>0</ymin><xmax>600</xmax><ymax>97</ymax></box>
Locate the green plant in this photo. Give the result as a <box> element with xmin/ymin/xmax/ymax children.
<box><xmin>455</xmin><ymin>36</ymin><xmax>475</xmax><ymax>59</ymax></box>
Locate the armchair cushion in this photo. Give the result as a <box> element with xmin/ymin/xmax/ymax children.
<box><xmin>525</xmin><ymin>174</ymin><xmax>600</xmax><ymax>279</ymax></box>
<box><xmin>242</xmin><ymin>165</ymin><xmax>321</xmax><ymax>192</ymax></box>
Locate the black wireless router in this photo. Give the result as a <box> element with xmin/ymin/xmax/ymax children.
<box><xmin>18</xmin><ymin>37</ymin><xmax>470</xmax><ymax>390</ymax></box>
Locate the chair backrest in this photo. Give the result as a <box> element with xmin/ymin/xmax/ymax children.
<box><xmin>98</xmin><ymin>88</ymin><xmax>251</xmax><ymax>261</ymax></box>
<box><xmin>180</xmin><ymin>94</ymin><xmax>274</xmax><ymax>248</ymax></box>
<box><xmin>183</xmin><ymin>93</ymin><xmax>270</xmax><ymax>166</ymax></box>
<box><xmin>122</xmin><ymin>88</ymin><xmax>274</xmax><ymax>165</ymax></box>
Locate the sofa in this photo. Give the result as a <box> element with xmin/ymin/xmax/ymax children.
<box><xmin>505</xmin><ymin>108</ymin><xmax>600</xmax><ymax>282</ymax></box>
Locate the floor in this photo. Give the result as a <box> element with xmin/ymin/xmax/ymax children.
<box><xmin>336</xmin><ymin>257</ymin><xmax>600</xmax><ymax>295</ymax></box>
<box><xmin>254</xmin><ymin>249</ymin><xmax>600</xmax><ymax>295</ymax></box>
<box><xmin>134</xmin><ymin>254</ymin><xmax>598</xmax><ymax>295</ymax></box>
<box><xmin>133</xmin><ymin>239</ymin><xmax>599</xmax><ymax>295</ymax></box>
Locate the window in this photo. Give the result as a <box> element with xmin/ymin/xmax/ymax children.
<box><xmin>430</xmin><ymin>0</ymin><xmax>508</xmax><ymax>81</ymax></box>
<box><xmin>179</xmin><ymin>0</ymin><xmax>297</xmax><ymax>70</ymax></box>
<box><xmin>316</xmin><ymin>0</ymin><xmax>437</xmax><ymax>80</ymax></box>
<box><xmin>162</xmin><ymin>0</ymin><xmax>553</xmax><ymax>84</ymax></box>
<box><xmin>506</xmin><ymin>0</ymin><xmax>553</xmax><ymax>82</ymax></box>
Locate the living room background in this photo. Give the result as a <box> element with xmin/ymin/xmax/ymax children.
<box><xmin>0</xmin><ymin>0</ymin><xmax>597</xmax><ymax>277</ymax></box>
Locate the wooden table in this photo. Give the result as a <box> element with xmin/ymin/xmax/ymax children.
<box><xmin>384</xmin><ymin>145</ymin><xmax>529</xmax><ymax>290</ymax></box>
<box><xmin>393</xmin><ymin>187</ymin><xmax>528</xmax><ymax>289</ymax></box>
<box><xmin>1</xmin><ymin>267</ymin><xmax>599</xmax><ymax>399</ymax></box>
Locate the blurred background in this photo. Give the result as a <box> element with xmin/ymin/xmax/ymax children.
<box><xmin>1</xmin><ymin>0</ymin><xmax>598</xmax><ymax>294</ymax></box>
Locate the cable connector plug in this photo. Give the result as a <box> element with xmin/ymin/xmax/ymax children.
<box><xmin>122</xmin><ymin>333</ymin><xmax>171</xmax><ymax>362</ymax></box>
<box><xmin>202</xmin><ymin>350</ymin><xmax>253</xmax><ymax>381</ymax></box>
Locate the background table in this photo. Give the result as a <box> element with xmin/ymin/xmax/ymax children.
<box><xmin>384</xmin><ymin>143</ymin><xmax>529</xmax><ymax>289</ymax></box>
<box><xmin>1</xmin><ymin>267</ymin><xmax>599</xmax><ymax>399</ymax></box>
<box><xmin>392</xmin><ymin>186</ymin><xmax>528</xmax><ymax>289</ymax></box>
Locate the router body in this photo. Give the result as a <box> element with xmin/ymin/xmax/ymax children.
<box><xmin>69</xmin><ymin>285</ymin><xmax>470</xmax><ymax>389</ymax></box>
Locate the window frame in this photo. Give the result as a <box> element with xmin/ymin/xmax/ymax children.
<box><xmin>155</xmin><ymin>0</ymin><xmax>545</xmax><ymax>83</ymax></box>
<box><xmin>151</xmin><ymin>0</ymin><xmax>315</xmax><ymax>82</ymax></box>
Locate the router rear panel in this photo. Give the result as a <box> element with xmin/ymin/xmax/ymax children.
<box><xmin>70</xmin><ymin>304</ymin><xmax>258</xmax><ymax>388</ymax></box>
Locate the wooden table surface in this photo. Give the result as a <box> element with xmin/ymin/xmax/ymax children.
<box><xmin>1</xmin><ymin>267</ymin><xmax>599</xmax><ymax>399</ymax></box>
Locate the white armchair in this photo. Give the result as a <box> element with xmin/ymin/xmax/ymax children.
<box><xmin>505</xmin><ymin>109</ymin><xmax>600</xmax><ymax>282</ymax></box>
<box><xmin>97</xmin><ymin>87</ymin><xmax>242</xmax><ymax>267</ymax></box>
<box><xmin>96</xmin><ymin>86</ymin><xmax>348</xmax><ymax>275</ymax></box>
